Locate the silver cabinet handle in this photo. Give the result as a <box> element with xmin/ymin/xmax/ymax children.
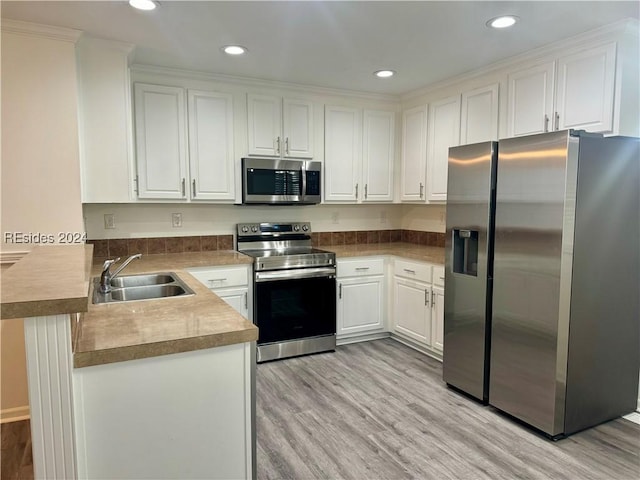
<box><xmin>364</xmin><ymin>184</ymin><xmax>368</xmax><ymax>199</ymax></box>
<box><xmin>544</xmin><ymin>114</ymin><xmax>549</xmax><ymax>133</ymax></box>
<box><xmin>419</xmin><ymin>182</ymin><xmax>424</xmax><ymax>199</ymax></box>
<box><xmin>192</xmin><ymin>179</ymin><xmax>196</xmax><ymax>197</ymax></box>
<box><xmin>276</xmin><ymin>136</ymin><xmax>281</xmax><ymax>155</ymax></box>
<box><xmin>134</xmin><ymin>175</ymin><xmax>139</xmax><ymax>195</ymax></box>
<box><xmin>355</xmin><ymin>267</ymin><xmax>370</xmax><ymax>271</ymax></box>
<box><xmin>339</xmin><ymin>283</ymin><xmax>342</xmax><ymax>299</ymax></box>
<box><xmin>431</xmin><ymin>291</ymin><xmax>435</xmax><ymax>307</ymax></box>
<box><xmin>355</xmin><ymin>183</ymin><xmax>359</xmax><ymax>200</ymax></box>
<box><xmin>403</xmin><ymin>268</ymin><xmax>416</xmax><ymax>274</ymax></box>
<box><xmin>181</xmin><ymin>178</ymin><xmax>186</xmax><ymax>197</ymax></box>
<box><xmin>439</xmin><ymin>276</ymin><xmax>445</xmax><ymax>281</ymax></box>
<box><xmin>285</xmin><ymin>137</ymin><xmax>289</xmax><ymax>155</ymax></box>
<box><xmin>207</xmin><ymin>278</ymin><xmax>227</xmax><ymax>285</ymax></box>
<box><xmin>424</xmin><ymin>289</ymin><xmax>429</xmax><ymax>306</ymax></box>
<box><xmin>244</xmin><ymin>291</ymin><xmax>248</xmax><ymax>309</ymax></box>
<box><xmin>554</xmin><ymin>112</ymin><xmax>560</xmax><ymax>131</ymax></box>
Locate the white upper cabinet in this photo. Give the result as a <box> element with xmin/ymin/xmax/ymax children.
<box><xmin>417</xmin><ymin>83</ymin><xmax>496</xmax><ymax>204</ymax></box>
<box><xmin>555</xmin><ymin>43</ymin><xmax>616</xmax><ymax>133</ymax></box>
<box><xmin>362</xmin><ymin>110</ymin><xmax>395</xmax><ymax>202</ymax></box>
<box><xmin>426</xmin><ymin>95</ymin><xmax>460</xmax><ymax>202</ymax></box>
<box><xmin>324</xmin><ymin>106</ymin><xmax>362</xmax><ymax>202</ymax></box>
<box><xmin>460</xmin><ymin>83</ymin><xmax>499</xmax><ymax>144</ymax></box>
<box><xmin>134</xmin><ymin>83</ymin><xmax>188</xmax><ymax>200</ymax></box>
<box><xmin>187</xmin><ymin>90</ymin><xmax>235</xmax><ymax>201</ymax></box>
<box><xmin>247</xmin><ymin>94</ymin><xmax>313</xmax><ymax>158</ymax></box>
<box><xmin>324</xmin><ymin>107</ymin><xmax>395</xmax><ymax>203</ymax></box>
<box><xmin>133</xmin><ymin>83</ymin><xmax>235</xmax><ymax>202</ymax></box>
<box><xmin>507</xmin><ymin>61</ymin><xmax>556</xmax><ymax>137</ymax></box>
<box><xmin>506</xmin><ymin>42</ymin><xmax>618</xmax><ymax>137</ymax></box>
<box><xmin>77</xmin><ymin>37</ymin><xmax>134</xmax><ymax>203</ymax></box>
<box><xmin>400</xmin><ymin>105</ymin><xmax>428</xmax><ymax>202</ymax></box>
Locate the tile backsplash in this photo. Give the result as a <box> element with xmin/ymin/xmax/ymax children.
<box><xmin>87</xmin><ymin>230</ymin><xmax>444</xmax><ymax>258</ymax></box>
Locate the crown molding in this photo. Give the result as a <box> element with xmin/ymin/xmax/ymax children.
<box><xmin>130</xmin><ymin>63</ymin><xmax>400</xmax><ymax>103</ymax></box>
<box><xmin>1</xmin><ymin>19</ymin><xmax>82</xmax><ymax>43</ymax></box>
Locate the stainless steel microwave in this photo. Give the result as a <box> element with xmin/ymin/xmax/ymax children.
<box><xmin>241</xmin><ymin>158</ymin><xmax>321</xmax><ymax>205</ymax></box>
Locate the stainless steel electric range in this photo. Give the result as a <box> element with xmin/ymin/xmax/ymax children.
<box><xmin>236</xmin><ymin>222</ymin><xmax>336</xmax><ymax>363</ymax></box>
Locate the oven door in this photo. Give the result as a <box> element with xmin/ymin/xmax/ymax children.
<box><xmin>254</xmin><ymin>267</ymin><xmax>336</xmax><ymax>344</ymax></box>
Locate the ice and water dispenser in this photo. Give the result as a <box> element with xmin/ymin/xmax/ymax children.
<box><xmin>452</xmin><ymin>229</ymin><xmax>478</xmax><ymax>276</ymax></box>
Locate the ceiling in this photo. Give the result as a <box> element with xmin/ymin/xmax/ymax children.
<box><xmin>2</xmin><ymin>1</ymin><xmax>638</xmax><ymax>96</ymax></box>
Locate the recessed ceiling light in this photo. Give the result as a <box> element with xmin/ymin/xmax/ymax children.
<box><xmin>222</xmin><ymin>45</ymin><xmax>248</xmax><ymax>55</ymax></box>
<box><xmin>374</xmin><ymin>70</ymin><xmax>395</xmax><ymax>78</ymax></box>
<box><xmin>486</xmin><ymin>15</ymin><xmax>519</xmax><ymax>29</ymax></box>
<box><xmin>129</xmin><ymin>0</ymin><xmax>157</xmax><ymax>11</ymax></box>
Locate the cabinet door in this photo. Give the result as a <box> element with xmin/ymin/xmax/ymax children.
<box><xmin>555</xmin><ymin>43</ymin><xmax>616</xmax><ymax>133</ymax></box>
<box><xmin>362</xmin><ymin>110</ymin><xmax>395</xmax><ymax>202</ymax></box>
<box><xmin>393</xmin><ymin>277</ymin><xmax>431</xmax><ymax>344</ymax></box>
<box><xmin>247</xmin><ymin>94</ymin><xmax>282</xmax><ymax>156</ymax></box>
<box><xmin>431</xmin><ymin>285</ymin><xmax>444</xmax><ymax>352</ymax></box>
<box><xmin>506</xmin><ymin>61</ymin><xmax>555</xmax><ymax>137</ymax></box>
<box><xmin>283</xmin><ymin>98</ymin><xmax>313</xmax><ymax>158</ymax></box>
<box><xmin>400</xmin><ymin>105</ymin><xmax>427</xmax><ymax>201</ymax></box>
<box><xmin>188</xmin><ymin>90</ymin><xmax>235</xmax><ymax>201</ymax></box>
<box><xmin>134</xmin><ymin>83</ymin><xmax>188</xmax><ymax>199</ymax></box>
<box><xmin>337</xmin><ymin>276</ymin><xmax>384</xmax><ymax>336</ymax></box>
<box><xmin>324</xmin><ymin>106</ymin><xmax>361</xmax><ymax>202</ymax></box>
<box><xmin>426</xmin><ymin>96</ymin><xmax>460</xmax><ymax>202</ymax></box>
<box><xmin>460</xmin><ymin>83</ymin><xmax>499</xmax><ymax>144</ymax></box>
<box><xmin>215</xmin><ymin>287</ymin><xmax>249</xmax><ymax>319</ymax></box>
<box><xmin>78</xmin><ymin>38</ymin><xmax>134</xmax><ymax>203</ymax></box>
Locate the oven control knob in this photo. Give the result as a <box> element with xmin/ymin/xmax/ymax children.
<box><xmin>293</xmin><ymin>225</ymin><xmax>300</xmax><ymax>232</ymax></box>
<box><xmin>302</xmin><ymin>225</ymin><xmax>309</xmax><ymax>232</ymax></box>
<box><xmin>241</xmin><ymin>226</ymin><xmax>249</xmax><ymax>233</ymax></box>
<box><xmin>251</xmin><ymin>225</ymin><xmax>258</xmax><ymax>233</ymax></box>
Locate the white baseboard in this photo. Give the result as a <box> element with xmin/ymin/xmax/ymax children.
<box><xmin>391</xmin><ymin>334</ymin><xmax>443</xmax><ymax>362</ymax></box>
<box><xmin>623</xmin><ymin>411</ymin><xmax>640</xmax><ymax>425</ymax></box>
<box><xmin>0</xmin><ymin>405</ymin><xmax>30</xmax><ymax>423</ymax></box>
<box><xmin>336</xmin><ymin>331</ymin><xmax>390</xmax><ymax>346</ymax></box>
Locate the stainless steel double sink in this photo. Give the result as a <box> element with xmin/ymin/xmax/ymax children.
<box><xmin>92</xmin><ymin>272</ymin><xmax>195</xmax><ymax>304</ymax></box>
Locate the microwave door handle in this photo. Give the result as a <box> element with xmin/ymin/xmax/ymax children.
<box><xmin>301</xmin><ymin>163</ymin><xmax>307</xmax><ymax>202</ymax></box>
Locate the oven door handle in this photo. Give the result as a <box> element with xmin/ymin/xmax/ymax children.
<box><xmin>255</xmin><ymin>267</ymin><xmax>336</xmax><ymax>282</ymax></box>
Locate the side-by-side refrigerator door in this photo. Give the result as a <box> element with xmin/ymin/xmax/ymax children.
<box><xmin>443</xmin><ymin>141</ymin><xmax>497</xmax><ymax>403</ymax></box>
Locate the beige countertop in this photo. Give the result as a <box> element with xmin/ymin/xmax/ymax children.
<box><xmin>1</xmin><ymin>245</ymin><xmax>93</xmax><ymax>320</ymax></box>
<box><xmin>77</xmin><ymin>250</ymin><xmax>257</xmax><ymax>368</ymax></box>
<box><xmin>325</xmin><ymin>242</ymin><xmax>445</xmax><ymax>265</ymax></box>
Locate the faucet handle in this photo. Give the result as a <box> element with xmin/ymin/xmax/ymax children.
<box><xmin>102</xmin><ymin>257</ymin><xmax>120</xmax><ymax>272</ymax></box>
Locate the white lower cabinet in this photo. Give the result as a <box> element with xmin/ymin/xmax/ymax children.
<box><xmin>394</xmin><ymin>278</ymin><xmax>432</xmax><ymax>344</ymax></box>
<box><xmin>336</xmin><ymin>258</ymin><xmax>385</xmax><ymax>339</ymax></box>
<box><xmin>392</xmin><ymin>258</ymin><xmax>444</xmax><ymax>358</ymax></box>
<box><xmin>187</xmin><ymin>265</ymin><xmax>251</xmax><ymax>319</ymax></box>
<box><xmin>431</xmin><ymin>266</ymin><xmax>445</xmax><ymax>353</ymax></box>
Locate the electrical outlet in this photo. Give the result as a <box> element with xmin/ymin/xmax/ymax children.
<box><xmin>331</xmin><ymin>212</ymin><xmax>340</xmax><ymax>224</ymax></box>
<box><xmin>172</xmin><ymin>213</ymin><xmax>182</xmax><ymax>228</ymax></box>
<box><xmin>380</xmin><ymin>210</ymin><xmax>388</xmax><ymax>225</ymax></box>
<box><xmin>104</xmin><ymin>214</ymin><xmax>116</xmax><ymax>229</ymax></box>
<box><xmin>439</xmin><ymin>210</ymin><xmax>446</xmax><ymax>225</ymax></box>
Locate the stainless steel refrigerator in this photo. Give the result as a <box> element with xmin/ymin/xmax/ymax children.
<box><xmin>443</xmin><ymin>130</ymin><xmax>640</xmax><ymax>438</ymax></box>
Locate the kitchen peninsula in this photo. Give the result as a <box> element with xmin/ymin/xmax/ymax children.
<box><xmin>0</xmin><ymin>245</ymin><xmax>258</xmax><ymax>480</ymax></box>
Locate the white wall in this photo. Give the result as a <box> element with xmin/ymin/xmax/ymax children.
<box><xmin>83</xmin><ymin>203</ymin><xmax>405</xmax><ymax>239</ymax></box>
<box><xmin>1</xmin><ymin>22</ymin><xmax>84</xmax><ymax>254</ymax></box>
<box><xmin>1</xmin><ymin>21</ymin><xmax>84</xmax><ymax>422</ymax></box>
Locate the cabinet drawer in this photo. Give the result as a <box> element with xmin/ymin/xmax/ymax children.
<box><xmin>337</xmin><ymin>257</ymin><xmax>384</xmax><ymax>277</ymax></box>
<box><xmin>394</xmin><ymin>259</ymin><xmax>432</xmax><ymax>283</ymax></box>
<box><xmin>187</xmin><ymin>266</ymin><xmax>249</xmax><ymax>289</ymax></box>
<box><xmin>433</xmin><ymin>266</ymin><xmax>445</xmax><ymax>287</ymax></box>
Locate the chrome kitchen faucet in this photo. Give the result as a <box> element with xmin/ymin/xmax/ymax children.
<box><xmin>99</xmin><ymin>253</ymin><xmax>142</xmax><ymax>293</ymax></box>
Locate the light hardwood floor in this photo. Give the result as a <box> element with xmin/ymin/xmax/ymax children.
<box><xmin>2</xmin><ymin>339</ymin><xmax>637</xmax><ymax>479</ymax></box>
<box><xmin>257</xmin><ymin>338</ymin><xmax>640</xmax><ymax>480</ymax></box>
